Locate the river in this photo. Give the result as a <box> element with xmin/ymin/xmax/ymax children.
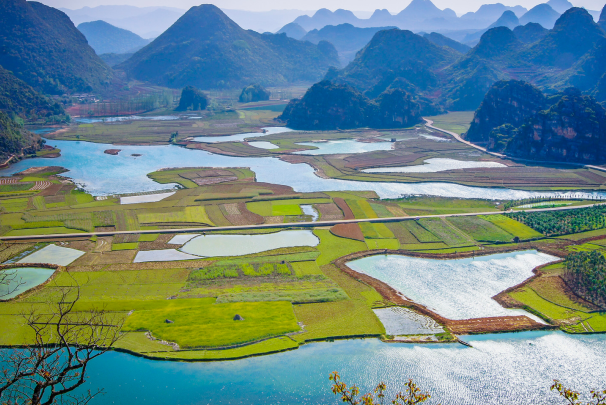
<box><xmin>1</xmin><ymin>138</ymin><xmax>606</xmax><ymax>201</ymax></box>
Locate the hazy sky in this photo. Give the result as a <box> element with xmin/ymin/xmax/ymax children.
<box><xmin>38</xmin><ymin>0</ymin><xmax>605</xmax><ymax>14</ymax></box>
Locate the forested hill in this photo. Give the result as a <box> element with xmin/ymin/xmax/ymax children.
<box><xmin>466</xmin><ymin>81</ymin><xmax>606</xmax><ymax>164</ymax></box>
<box><xmin>326</xmin><ymin>7</ymin><xmax>606</xmax><ymax>112</ymax></box>
<box><xmin>0</xmin><ymin>112</ymin><xmax>42</xmax><ymax>162</ymax></box>
<box><xmin>0</xmin><ymin>0</ymin><xmax>113</xmax><ymax>94</ymax></box>
<box><xmin>119</xmin><ymin>4</ymin><xmax>339</xmax><ymax>89</ymax></box>
<box><xmin>0</xmin><ymin>66</ymin><xmax>66</xmax><ymax>121</ymax></box>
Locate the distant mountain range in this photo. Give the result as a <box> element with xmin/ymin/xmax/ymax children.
<box><xmin>300</xmin><ymin>24</ymin><xmax>398</xmax><ymax>65</ymax></box>
<box><xmin>78</xmin><ymin>21</ymin><xmax>151</xmax><ymax>55</ymax></box>
<box><xmin>0</xmin><ymin>0</ymin><xmax>112</xmax><ymax>94</ymax></box>
<box><xmin>326</xmin><ymin>7</ymin><xmax>606</xmax><ymax>111</ymax></box>
<box><xmin>119</xmin><ymin>5</ymin><xmax>340</xmax><ymax>90</ymax></box>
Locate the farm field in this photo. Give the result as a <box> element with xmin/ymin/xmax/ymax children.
<box><xmin>2</xmin><ymin>155</ymin><xmax>606</xmax><ymax>360</ymax></box>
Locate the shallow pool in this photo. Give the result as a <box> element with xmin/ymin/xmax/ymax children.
<box><xmin>0</xmin><ymin>267</ymin><xmax>55</xmax><ymax>299</ymax></box>
<box><xmin>247</xmin><ymin>141</ymin><xmax>279</xmax><ymax>150</ymax></box>
<box><xmin>294</xmin><ymin>139</ymin><xmax>393</xmax><ymax>155</ymax></box>
<box><xmin>133</xmin><ymin>249</ymin><xmax>201</xmax><ymax>263</ymax></box>
<box><xmin>120</xmin><ymin>192</ymin><xmax>176</xmax><ymax>205</ymax></box>
<box><xmin>75</xmin><ymin>115</ymin><xmax>181</xmax><ymax>123</ymax></box>
<box><xmin>362</xmin><ymin>158</ymin><xmax>507</xmax><ymax>173</ymax></box>
<box><xmin>181</xmin><ymin>230</ymin><xmax>320</xmax><ymax>257</ymax></box>
<box><xmin>192</xmin><ymin>127</ymin><xmax>293</xmax><ymax>143</ymax></box>
<box><xmin>348</xmin><ymin>251</ymin><xmax>559</xmax><ymax>320</ymax></box>
<box><xmin>18</xmin><ymin>244</ymin><xmax>85</xmax><ymax>267</ymax></box>
<box><xmin>373</xmin><ymin>307</ymin><xmax>444</xmax><ymax>335</ymax></box>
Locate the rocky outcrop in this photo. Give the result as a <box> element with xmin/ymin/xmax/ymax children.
<box><xmin>175</xmin><ymin>86</ymin><xmax>208</xmax><ymax>111</ymax></box>
<box><xmin>238</xmin><ymin>84</ymin><xmax>271</xmax><ymax>103</ymax></box>
<box><xmin>464</xmin><ymin>80</ymin><xmax>546</xmax><ymax>145</ymax></box>
<box><xmin>599</xmin><ymin>4</ymin><xmax>606</xmax><ymax>31</ymax></box>
<box><xmin>506</xmin><ymin>88</ymin><xmax>606</xmax><ymax>163</ymax></box>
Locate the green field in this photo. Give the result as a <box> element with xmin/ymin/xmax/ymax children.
<box><xmin>481</xmin><ymin>215</ymin><xmax>543</xmax><ymax>240</ymax></box>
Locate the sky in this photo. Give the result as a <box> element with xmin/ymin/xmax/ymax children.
<box><xmin>37</xmin><ymin>0</ymin><xmax>606</xmax><ymax>14</ymax></box>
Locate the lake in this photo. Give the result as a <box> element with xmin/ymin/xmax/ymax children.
<box><xmin>1</xmin><ymin>139</ymin><xmax>604</xmax><ymax>201</ymax></box>
<box><xmin>347</xmin><ymin>251</ymin><xmax>558</xmax><ymax>320</ymax></box>
<box><xmin>192</xmin><ymin>127</ymin><xmax>293</xmax><ymax>143</ymax></box>
<box><xmin>30</xmin><ymin>331</ymin><xmax>605</xmax><ymax>405</ymax></box>
<box><xmin>294</xmin><ymin>139</ymin><xmax>394</xmax><ymax>155</ymax></box>
<box><xmin>0</xmin><ymin>267</ymin><xmax>56</xmax><ymax>299</ymax></box>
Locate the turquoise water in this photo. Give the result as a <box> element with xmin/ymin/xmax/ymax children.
<box><xmin>363</xmin><ymin>158</ymin><xmax>506</xmax><ymax>173</ymax></box>
<box><xmin>18</xmin><ymin>332</ymin><xmax>601</xmax><ymax>405</ymax></box>
<box><xmin>180</xmin><ymin>230</ymin><xmax>319</xmax><ymax>257</ymax></box>
<box><xmin>348</xmin><ymin>251</ymin><xmax>558</xmax><ymax>320</ymax></box>
<box><xmin>294</xmin><ymin>139</ymin><xmax>393</xmax><ymax>155</ymax></box>
<box><xmin>2</xmin><ymin>139</ymin><xmax>605</xmax><ymax>201</ymax></box>
<box><xmin>0</xmin><ymin>267</ymin><xmax>55</xmax><ymax>299</ymax></box>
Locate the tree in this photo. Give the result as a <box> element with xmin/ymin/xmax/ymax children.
<box><xmin>0</xmin><ymin>268</ymin><xmax>24</xmax><ymax>299</ymax></box>
<box><xmin>0</xmin><ymin>284</ymin><xmax>123</xmax><ymax>405</ymax></box>
<box><xmin>551</xmin><ymin>380</ymin><xmax>606</xmax><ymax>405</ymax></box>
<box><xmin>329</xmin><ymin>372</ymin><xmax>432</xmax><ymax>405</ymax></box>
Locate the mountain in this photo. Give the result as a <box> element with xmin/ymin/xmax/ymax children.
<box><xmin>277</xmin><ymin>23</ymin><xmax>307</xmax><ymax>40</ymax></box>
<box><xmin>522</xmin><ymin>8</ymin><xmax>605</xmax><ymax>69</ymax></box>
<box><xmin>397</xmin><ymin>0</ymin><xmax>456</xmax><ymax>21</ymax></box>
<box><xmin>513</xmin><ymin>23</ymin><xmax>548</xmax><ymax>43</ymax></box>
<box><xmin>100</xmin><ymin>53</ymin><xmax>134</xmax><ymax>67</ymax></box>
<box><xmin>294</xmin><ymin>9</ymin><xmax>360</xmax><ymax>31</ymax></box>
<box><xmin>119</xmin><ymin>5</ymin><xmax>339</xmax><ymax>90</ymax></box>
<box><xmin>519</xmin><ymin>4</ymin><xmax>561</xmax><ymax>29</ymax></box>
<box><xmin>547</xmin><ymin>0</ymin><xmax>573</xmax><ymax>14</ymax></box>
<box><xmin>223</xmin><ymin>9</ymin><xmax>315</xmax><ymax>33</ymax></box>
<box><xmin>468</xmin><ymin>27</ymin><xmax>522</xmax><ymax>60</ymax></box>
<box><xmin>302</xmin><ymin>24</ymin><xmax>397</xmax><ymax>64</ymax></box>
<box><xmin>0</xmin><ymin>66</ymin><xmax>66</xmax><ymax>121</ymax></box>
<box><xmin>464</xmin><ymin>80</ymin><xmax>546</xmax><ymax>146</ymax></box>
<box><xmin>506</xmin><ymin>88</ymin><xmax>606</xmax><ymax>163</ymax></box>
<box><xmin>331</xmin><ymin>29</ymin><xmax>457</xmax><ymax>96</ymax></box>
<box><xmin>0</xmin><ymin>112</ymin><xmax>43</xmax><ymax>162</ymax></box>
<box><xmin>489</xmin><ymin>11</ymin><xmax>520</xmax><ymax>29</ymax></box>
<box><xmin>423</xmin><ymin>32</ymin><xmax>470</xmax><ymax>54</ymax></box>
<box><xmin>104</xmin><ymin>8</ymin><xmax>184</xmax><ymax>38</ymax></box>
<box><xmin>78</xmin><ymin>21</ymin><xmax>151</xmax><ymax>55</ymax></box>
<box><xmin>600</xmin><ymin>5</ymin><xmax>606</xmax><ymax>30</ymax></box>
<box><xmin>278</xmin><ymin>81</ymin><xmax>422</xmax><ymax>130</ymax></box>
<box><xmin>59</xmin><ymin>6</ymin><xmax>185</xmax><ymax>25</ymax></box>
<box><xmin>460</xmin><ymin>4</ymin><xmax>528</xmax><ymax>26</ymax></box>
<box><xmin>0</xmin><ymin>0</ymin><xmax>112</xmax><ymax>94</ymax></box>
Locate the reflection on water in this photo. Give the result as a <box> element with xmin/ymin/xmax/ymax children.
<box><xmin>29</xmin><ymin>331</ymin><xmax>604</xmax><ymax>405</ymax></box>
<box><xmin>192</xmin><ymin>127</ymin><xmax>293</xmax><ymax>143</ymax></box>
<box><xmin>0</xmin><ymin>267</ymin><xmax>55</xmax><ymax>299</ymax></box>
<box><xmin>1</xmin><ymin>139</ymin><xmax>606</xmax><ymax>201</ymax></box>
<box><xmin>348</xmin><ymin>251</ymin><xmax>558</xmax><ymax>319</ymax></box>
<box><xmin>363</xmin><ymin>158</ymin><xmax>506</xmax><ymax>173</ymax></box>
<box><xmin>294</xmin><ymin>139</ymin><xmax>393</xmax><ymax>155</ymax></box>
<box><xmin>181</xmin><ymin>230</ymin><xmax>319</xmax><ymax>257</ymax></box>
<box><xmin>75</xmin><ymin>115</ymin><xmax>181</xmax><ymax>123</ymax></box>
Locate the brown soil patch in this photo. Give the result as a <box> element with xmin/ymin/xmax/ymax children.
<box><xmin>264</xmin><ymin>216</ymin><xmax>285</xmax><ymax>224</ymax></box>
<box><xmin>333</xmin><ymin>198</ymin><xmax>355</xmax><ymax>220</ymax></box>
<box><xmin>316</xmin><ymin>203</ymin><xmax>344</xmax><ymax>220</ymax></box>
<box><xmin>17</xmin><ymin>166</ymin><xmax>65</xmax><ymax>175</ymax></box>
<box><xmin>68</xmin><ymin>260</ymin><xmax>212</xmax><ymax>273</ymax></box>
<box><xmin>138</xmin><ymin>234</ymin><xmax>177</xmax><ymax>251</ymax></box>
<box><xmin>222</xmin><ymin>202</ymin><xmax>264</xmax><ymax>226</ymax></box>
<box><xmin>37</xmin><ymin>183</ymin><xmax>63</xmax><ymax>197</ymax></box>
<box><xmin>104</xmin><ymin>149</ymin><xmax>121</xmax><ymax>155</ymax></box>
<box><xmin>331</xmin><ymin>223</ymin><xmax>365</xmax><ymax>242</ymax></box>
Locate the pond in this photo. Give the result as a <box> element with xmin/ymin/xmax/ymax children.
<box><xmin>247</xmin><ymin>141</ymin><xmax>279</xmax><ymax>149</ymax></box>
<box><xmin>373</xmin><ymin>307</ymin><xmax>444</xmax><ymax>335</ymax></box>
<box><xmin>133</xmin><ymin>249</ymin><xmax>201</xmax><ymax>263</ymax></box>
<box><xmin>362</xmin><ymin>158</ymin><xmax>506</xmax><ymax>173</ymax></box>
<box><xmin>192</xmin><ymin>127</ymin><xmax>293</xmax><ymax>143</ymax></box>
<box><xmin>294</xmin><ymin>139</ymin><xmax>393</xmax><ymax>155</ymax></box>
<box><xmin>180</xmin><ymin>230</ymin><xmax>320</xmax><ymax>257</ymax></box>
<box><xmin>120</xmin><ymin>192</ymin><xmax>176</xmax><ymax>205</ymax></box>
<box><xmin>18</xmin><ymin>244</ymin><xmax>85</xmax><ymax>267</ymax></box>
<box><xmin>23</xmin><ymin>331</ymin><xmax>605</xmax><ymax>405</ymax></box>
<box><xmin>0</xmin><ymin>267</ymin><xmax>55</xmax><ymax>299</ymax></box>
<box><xmin>75</xmin><ymin>115</ymin><xmax>181</xmax><ymax>123</ymax></box>
<box><xmin>1</xmin><ymin>139</ymin><xmax>606</xmax><ymax>201</ymax></box>
<box><xmin>347</xmin><ymin>251</ymin><xmax>558</xmax><ymax>320</ymax></box>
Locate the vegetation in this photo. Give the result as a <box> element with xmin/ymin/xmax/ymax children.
<box><xmin>565</xmin><ymin>251</ymin><xmax>606</xmax><ymax>308</ymax></box>
<box><xmin>175</xmin><ymin>86</ymin><xmax>209</xmax><ymax>111</ymax></box>
<box><xmin>239</xmin><ymin>84</ymin><xmax>270</xmax><ymax>103</ymax></box>
<box><xmin>0</xmin><ymin>112</ymin><xmax>44</xmax><ymax>161</ymax></box>
<box><xmin>507</xmin><ymin>206</ymin><xmax>606</xmax><ymax>236</ymax></box>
